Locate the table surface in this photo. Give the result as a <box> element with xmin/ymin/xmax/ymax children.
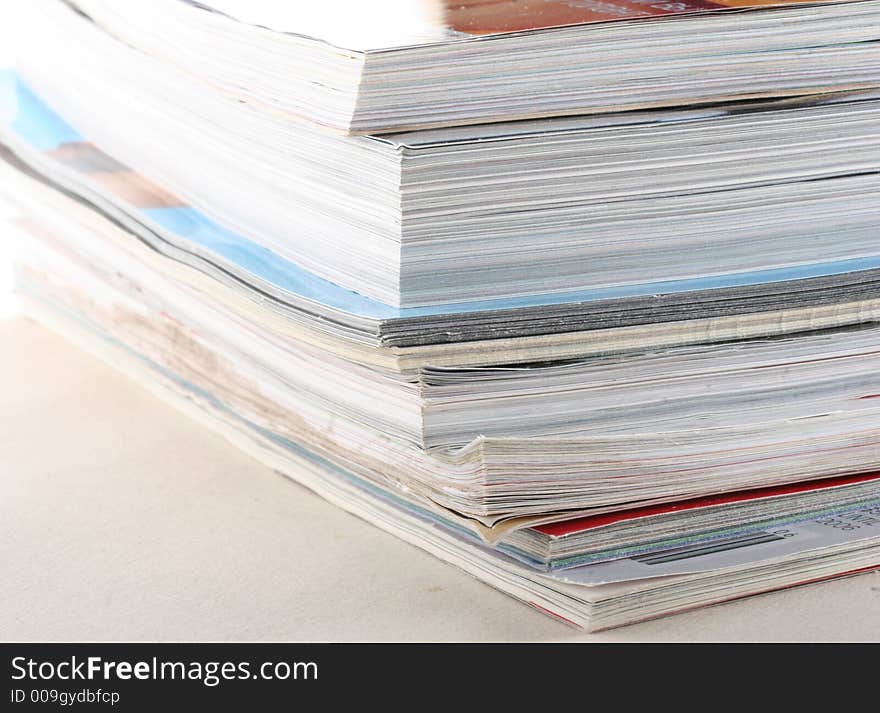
<box><xmin>2</xmin><ymin>316</ymin><xmax>879</xmax><ymax>642</ymax></box>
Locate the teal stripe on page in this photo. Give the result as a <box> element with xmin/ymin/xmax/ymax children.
<box><xmin>142</xmin><ymin>205</ymin><xmax>399</xmax><ymax>319</ymax></box>
<box><xmin>1</xmin><ymin>70</ymin><xmax>82</xmax><ymax>150</ymax></box>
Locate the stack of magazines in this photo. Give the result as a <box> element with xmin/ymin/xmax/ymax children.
<box><xmin>3</xmin><ymin>0</ymin><xmax>880</xmax><ymax>631</ymax></box>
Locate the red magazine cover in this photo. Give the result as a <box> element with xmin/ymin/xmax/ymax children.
<box><xmin>535</xmin><ymin>472</ymin><xmax>880</xmax><ymax>537</ymax></box>
<box><xmin>443</xmin><ymin>0</ymin><xmax>847</xmax><ymax>33</ymax></box>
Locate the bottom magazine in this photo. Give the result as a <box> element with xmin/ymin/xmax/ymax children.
<box><xmin>15</xmin><ymin>292</ymin><xmax>880</xmax><ymax>632</ymax></box>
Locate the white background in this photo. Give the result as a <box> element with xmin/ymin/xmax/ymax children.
<box><xmin>0</xmin><ymin>10</ymin><xmax>19</xmax><ymax>317</ymax></box>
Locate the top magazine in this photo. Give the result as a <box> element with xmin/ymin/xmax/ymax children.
<box><xmin>62</xmin><ymin>0</ymin><xmax>880</xmax><ymax>133</ymax></box>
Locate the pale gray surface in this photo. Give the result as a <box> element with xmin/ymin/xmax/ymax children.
<box><xmin>1</xmin><ymin>316</ymin><xmax>878</xmax><ymax>642</ymax></box>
